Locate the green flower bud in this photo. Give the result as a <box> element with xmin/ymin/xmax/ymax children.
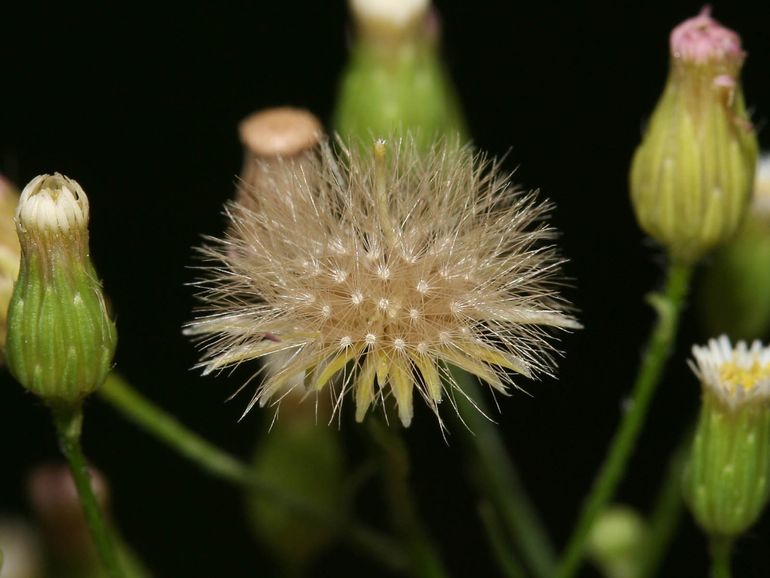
<box><xmin>6</xmin><ymin>174</ymin><xmax>117</xmax><ymax>408</ymax></box>
<box><xmin>684</xmin><ymin>337</ymin><xmax>770</xmax><ymax>538</ymax></box>
<box><xmin>586</xmin><ymin>505</ymin><xmax>646</xmax><ymax>578</ymax></box>
<box><xmin>333</xmin><ymin>0</ymin><xmax>467</xmax><ymax>148</ymax></box>
<box><xmin>699</xmin><ymin>156</ymin><xmax>770</xmax><ymax>340</ymax></box>
<box><xmin>246</xmin><ymin>393</ymin><xmax>345</xmax><ymax>574</ymax></box>
<box><xmin>630</xmin><ymin>9</ymin><xmax>758</xmax><ymax>264</ymax></box>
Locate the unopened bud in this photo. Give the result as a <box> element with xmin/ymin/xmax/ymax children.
<box><xmin>333</xmin><ymin>0</ymin><xmax>467</xmax><ymax>149</ymax></box>
<box><xmin>630</xmin><ymin>9</ymin><xmax>758</xmax><ymax>263</ymax></box>
<box><xmin>246</xmin><ymin>394</ymin><xmax>345</xmax><ymax>573</ymax></box>
<box><xmin>587</xmin><ymin>505</ymin><xmax>646</xmax><ymax>578</ymax></box>
<box><xmin>699</xmin><ymin>155</ymin><xmax>770</xmax><ymax>339</ymax></box>
<box><xmin>6</xmin><ymin>174</ymin><xmax>117</xmax><ymax>407</ymax></box>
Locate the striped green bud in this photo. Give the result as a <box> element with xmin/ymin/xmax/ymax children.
<box><xmin>630</xmin><ymin>9</ymin><xmax>758</xmax><ymax>264</ymax></box>
<box><xmin>333</xmin><ymin>0</ymin><xmax>467</xmax><ymax>149</ymax></box>
<box><xmin>6</xmin><ymin>174</ymin><xmax>116</xmax><ymax>408</ymax></box>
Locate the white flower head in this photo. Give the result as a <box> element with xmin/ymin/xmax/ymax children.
<box><xmin>187</xmin><ymin>136</ymin><xmax>579</xmax><ymax>428</ymax></box>
<box><xmin>17</xmin><ymin>173</ymin><xmax>89</xmax><ymax>235</ymax></box>
<box><xmin>689</xmin><ymin>335</ymin><xmax>770</xmax><ymax>409</ymax></box>
<box><xmin>349</xmin><ymin>0</ymin><xmax>428</xmax><ymax>31</ymax></box>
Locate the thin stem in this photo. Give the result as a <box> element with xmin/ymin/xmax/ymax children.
<box><xmin>709</xmin><ymin>536</ymin><xmax>733</xmax><ymax>578</ymax></box>
<box><xmin>638</xmin><ymin>426</ymin><xmax>691</xmax><ymax>578</ymax></box>
<box><xmin>98</xmin><ymin>372</ymin><xmax>406</xmax><ymax>573</ymax></box>
<box><xmin>368</xmin><ymin>419</ymin><xmax>450</xmax><ymax>578</ymax></box>
<box><xmin>52</xmin><ymin>406</ymin><xmax>126</xmax><ymax>578</ymax></box>
<box><xmin>555</xmin><ymin>259</ymin><xmax>693</xmax><ymax>578</ymax></box>
<box><xmin>451</xmin><ymin>367</ymin><xmax>555</xmax><ymax>578</ymax></box>
<box><xmin>477</xmin><ymin>501</ymin><xmax>529</xmax><ymax>578</ymax></box>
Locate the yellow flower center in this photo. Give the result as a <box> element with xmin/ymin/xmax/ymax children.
<box><xmin>719</xmin><ymin>361</ymin><xmax>770</xmax><ymax>394</ymax></box>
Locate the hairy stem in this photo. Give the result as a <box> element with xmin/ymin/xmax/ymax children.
<box><xmin>555</xmin><ymin>260</ymin><xmax>693</xmax><ymax>578</ymax></box>
<box><xmin>52</xmin><ymin>406</ymin><xmax>126</xmax><ymax>578</ymax></box>
<box><xmin>98</xmin><ymin>372</ymin><xmax>405</xmax><ymax>572</ymax></box>
<box><xmin>368</xmin><ymin>418</ymin><xmax>450</xmax><ymax>578</ymax></box>
<box><xmin>451</xmin><ymin>367</ymin><xmax>555</xmax><ymax>578</ymax></box>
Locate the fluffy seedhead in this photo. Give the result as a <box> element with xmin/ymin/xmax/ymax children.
<box><xmin>187</xmin><ymin>136</ymin><xmax>578</xmax><ymax>428</ymax></box>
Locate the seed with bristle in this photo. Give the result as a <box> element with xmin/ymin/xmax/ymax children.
<box><xmin>186</xmin><ymin>135</ymin><xmax>579</xmax><ymax>428</ymax></box>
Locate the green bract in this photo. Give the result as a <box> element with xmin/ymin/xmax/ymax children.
<box><xmin>684</xmin><ymin>391</ymin><xmax>770</xmax><ymax>536</ymax></box>
<box><xmin>6</xmin><ymin>174</ymin><xmax>117</xmax><ymax>408</ymax></box>
<box><xmin>630</xmin><ymin>36</ymin><xmax>758</xmax><ymax>264</ymax></box>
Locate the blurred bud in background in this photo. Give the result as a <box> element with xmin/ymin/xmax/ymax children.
<box><xmin>245</xmin><ymin>392</ymin><xmax>346</xmax><ymax>576</ymax></box>
<box><xmin>699</xmin><ymin>155</ymin><xmax>770</xmax><ymax>340</ymax></box>
<box><xmin>0</xmin><ymin>519</ymin><xmax>43</xmax><ymax>578</ymax></box>
<box><xmin>333</xmin><ymin>0</ymin><xmax>467</xmax><ymax>148</ymax></box>
<box><xmin>0</xmin><ymin>175</ymin><xmax>21</xmax><ymax>361</ymax></box>
<box><xmin>237</xmin><ymin>107</ymin><xmax>324</xmax><ymax>211</ymax></box>
<box><xmin>586</xmin><ymin>505</ymin><xmax>647</xmax><ymax>578</ymax></box>
<box><xmin>28</xmin><ymin>463</ymin><xmax>150</xmax><ymax>578</ymax></box>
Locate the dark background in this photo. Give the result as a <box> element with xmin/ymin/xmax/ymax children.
<box><xmin>2</xmin><ymin>1</ymin><xmax>770</xmax><ymax>577</ymax></box>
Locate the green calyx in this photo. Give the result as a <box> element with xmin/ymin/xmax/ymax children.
<box><xmin>630</xmin><ymin>59</ymin><xmax>758</xmax><ymax>264</ymax></box>
<box><xmin>6</xmin><ymin>221</ymin><xmax>116</xmax><ymax>408</ymax></box>
<box><xmin>684</xmin><ymin>391</ymin><xmax>770</xmax><ymax>537</ymax></box>
<box><xmin>333</xmin><ymin>32</ymin><xmax>467</xmax><ymax>149</ymax></box>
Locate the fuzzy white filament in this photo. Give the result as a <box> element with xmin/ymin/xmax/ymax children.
<box><xmin>17</xmin><ymin>174</ymin><xmax>89</xmax><ymax>233</ymax></box>
<box><xmin>187</xmin><ymin>136</ymin><xmax>579</xmax><ymax>428</ymax></box>
<box><xmin>690</xmin><ymin>335</ymin><xmax>770</xmax><ymax>408</ymax></box>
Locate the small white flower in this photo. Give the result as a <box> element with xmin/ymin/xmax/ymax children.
<box><xmin>689</xmin><ymin>335</ymin><xmax>770</xmax><ymax>409</ymax></box>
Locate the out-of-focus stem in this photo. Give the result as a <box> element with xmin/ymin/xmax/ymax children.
<box><xmin>368</xmin><ymin>419</ymin><xmax>450</xmax><ymax>578</ymax></box>
<box><xmin>639</xmin><ymin>426</ymin><xmax>691</xmax><ymax>578</ymax></box>
<box><xmin>709</xmin><ymin>536</ymin><xmax>733</xmax><ymax>578</ymax></box>
<box><xmin>451</xmin><ymin>367</ymin><xmax>556</xmax><ymax>578</ymax></box>
<box><xmin>556</xmin><ymin>260</ymin><xmax>693</xmax><ymax>578</ymax></box>
<box><xmin>52</xmin><ymin>407</ymin><xmax>126</xmax><ymax>578</ymax></box>
<box><xmin>98</xmin><ymin>372</ymin><xmax>405</xmax><ymax>572</ymax></box>
<box><xmin>478</xmin><ymin>501</ymin><xmax>529</xmax><ymax>578</ymax></box>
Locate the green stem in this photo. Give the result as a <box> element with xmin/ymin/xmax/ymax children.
<box><xmin>555</xmin><ymin>259</ymin><xmax>693</xmax><ymax>578</ymax></box>
<box><xmin>477</xmin><ymin>501</ymin><xmax>529</xmax><ymax>578</ymax></box>
<box><xmin>98</xmin><ymin>372</ymin><xmax>406</xmax><ymax>573</ymax></box>
<box><xmin>451</xmin><ymin>368</ymin><xmax>555</xmax><ymax>578</ymax></box>
<box><xmin>52</xmin><ymin>406</ymin><xmax>126</xmax><ymax>578</ymax></box>
<box><xmin>638</xmin><ymin>426</ymin><xmax>691</xmax><ymax>578</ymax></box>
<box><xmin>709</xmin><ymin>536</ymin><xmax>733</xmax><ymax>578</ymax></box>
<box><xmin>368</xmin><ymin>419</ymin><xmax>450</xmax><ymax>578</ymax></box>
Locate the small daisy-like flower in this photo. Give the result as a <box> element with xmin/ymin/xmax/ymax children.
<box><xmin>186</xmin><ymin>136</ymin><xmax>578</xmax><ymax>427</ymax></box>
<box><xmin>685</xmin><ymin>336</ymin><xmax>770</xmax><ymax>536</ymax></box>
<box><xmin>689</xmin><ymin>335</ymin><xmax>770</xmax><ymax>409</ymax></box>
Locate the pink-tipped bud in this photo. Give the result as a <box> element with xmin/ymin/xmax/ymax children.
<box><xmin>630</xmin><ymin>9</ymin><xmax>757</xmax><ymax>263</ymax></box>
<box><xmin>670</xmin><ymin>7</ymin><xmax>744</xmax><ymax>66</ymax></box>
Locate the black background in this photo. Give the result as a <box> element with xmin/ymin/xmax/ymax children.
<box><xmin>2</xmin><ymin>1</ymin><xmax>770</xmax><ymax>577</ymax></box>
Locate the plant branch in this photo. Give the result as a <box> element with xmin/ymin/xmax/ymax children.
<box><xmin>98</xmin><ymin>372</ymin><xmax>406</xmax><ymax>573</ymax></box>
<box><xmin>555</xmin><ymin>259</ymin><xmax>693</xmax><ymax>578</ymax></box>
<box><xmin>52</xmin><ymin>406</ymin><xmax>126</xmax><ymax>578</ymax></box>
<box><xmin>451</xmin><ymin>367</ymin><xmax>556</xmax><ymax>578</ymax></box>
